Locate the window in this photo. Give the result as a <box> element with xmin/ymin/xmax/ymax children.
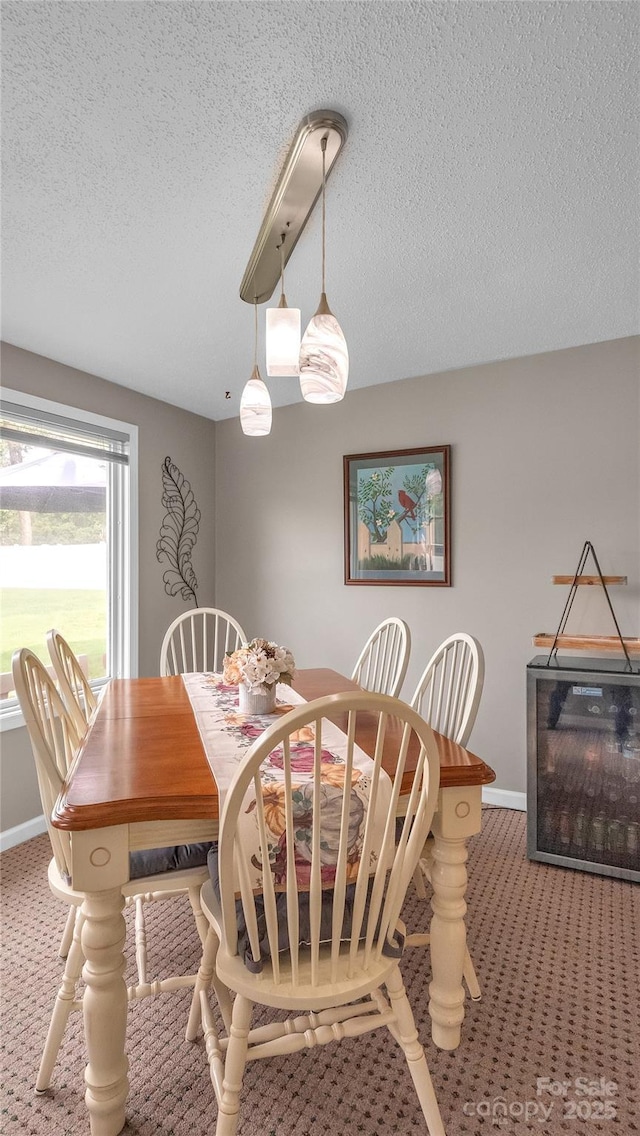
<box><xmin>0</xmin><ymin>388</ymin><xmax>138</xmax><ymax>728</ymax></box>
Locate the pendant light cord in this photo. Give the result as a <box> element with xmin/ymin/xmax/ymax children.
<box><xmin>321</xmin><ymin>135</ymin><xmax>327</xmax><ymax>294</ymax></box>
<box><xmin>279</xmin><ymin>235</ymin><xmax>285</xmax><ymax>300</ymax></box>
<box><xmin>253</xmin><ymin>300</ymin><xmax>258</xmax><ymax>369</ymax></box>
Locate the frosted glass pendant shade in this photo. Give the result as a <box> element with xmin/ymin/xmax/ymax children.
<box><xmin>240</xmin><ymin>365</ymin><xmax>272</xmax><ymax>436</ymax></box>
<box><xmin>266</xmin><ymin>302</ymin><xmax>301</xmax><ymax>377</ymax></box>
<box><xmin>299</xmin><ymin>293</ymin><xmax>349</xmax><ymax>404</ymax></box>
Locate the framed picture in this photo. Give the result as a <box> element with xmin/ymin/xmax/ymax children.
<box><xmin>343</xmin><ymin>445</ymin><xmax>450</xmax><ymax>586</ymax></box>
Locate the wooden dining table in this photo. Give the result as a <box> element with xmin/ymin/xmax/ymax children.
<box><xmin>52</xmin><ymin>668</ymin><xmax>495</xmax><ymax>1136</ymax></box>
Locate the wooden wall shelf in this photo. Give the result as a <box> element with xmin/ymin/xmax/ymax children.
<box><xmin>539</xmin><ymin>543</ymin><xmax>635</xmax><ymax>663</ymax></box>
<box><xmin>533</xmin><ymin>634</ymin><xmax>640</xmax><ymax>655</ymax></box>
<box><xmin>552</xmin><ymin>575</ymin><xmax>627</xmax><ymax>586</ymax></box>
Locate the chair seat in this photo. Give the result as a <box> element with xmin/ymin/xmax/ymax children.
<box><xmin>206</xmin><ymin>846</ymin><xmax>384</xmax><ymax>970</ymax></box>
<box><xmin>48</xmin><ymin>855</ymin><xmax>210</xmax><ymax>906</ymax></box>
<box><xmin>130</xmin><ymin>841</ymin><xmax>213</xmax><ymax>880</ymax></box>
<box><xmin>200</xmin><ymin>879</ymin><xmax>401</xmax><ymax>1012</ymax></box>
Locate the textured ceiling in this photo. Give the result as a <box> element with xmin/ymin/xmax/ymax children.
<box><xmin>2</xmin><ymin>1</ymin><xmax>638</xmax><ymax>422</ymax></box>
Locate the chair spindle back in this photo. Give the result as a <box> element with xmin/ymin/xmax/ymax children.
<box><xmin>217</xmin><ymin>691</ymin><xmax>439</xmax><ymax>992</ymax></box>
<box><xmin>160</xmin><ymin>608</ymin><xmax>247</xmax><ymax>676</ymax></box>
<box><xmin>410</xmin><ymin>632</ymin><xmax>484</xmax><ymax>747</ymax></box>
<box><xmin>12</xmin><ymin>648</ymin><xmax>82</xmax><ymax>880</ymax></box>
<box><xmin>350</xmin><ymin>618</ymin><xmax>411</xmax><ymax>699</ymax></box>
<box><xmin>47</xmin><ymin>628</ymin><xmax>97</xmax><ymax>736</ymax></box>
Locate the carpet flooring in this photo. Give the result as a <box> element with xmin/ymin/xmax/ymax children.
<box><xmin>1</xmin><ymin>808</ymin><xmax>638</xmax><ymax>1135</ymax></box>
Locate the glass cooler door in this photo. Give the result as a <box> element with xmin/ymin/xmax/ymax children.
<box><xmin>527</xmin><ymin>656</ymin><xmax>640</xmax><ymax>883</ymax></box>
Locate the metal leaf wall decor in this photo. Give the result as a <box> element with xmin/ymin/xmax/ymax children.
<box><xmin>156</xmin><ymin>456</ymin><xmax>201</xmax><ymax>606</ymax></box>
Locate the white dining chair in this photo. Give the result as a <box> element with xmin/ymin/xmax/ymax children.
<box><xmin>12</xmin><ymin>647</ymin><xmax>211</xmax><ymax>1094</ymax></box>
<box><xmin>160</xmin><ymin>607</ymin><xmax>247</xmax><ymax>676</ymax></box>
<box><xmin>46</xmin><ymin>628</ymin><xmax>98</xmax><ymax>739</ymax></box>
<box><xmin>38</xmin><ymin>629</ymin><xmax>100</xmax><ymax>959</ymax></box>
<box><xmin>350</xmin><ymin>616</ymin><xmax>411</xmax><ymax>698</ymax></box>
<box><xmin>406</xmin><ymin>632</ymin><xmax>485</xmax><ymax>1001</ymax></box>
<box><xmin>186</xmin><ymin>691</ymin><xmax>446</xmax><ymax>1136</ymax></box>
<box><xmin>410</xmin><ymin>632</ymin><xmax>484</xmax><ymax>747</ymax></box>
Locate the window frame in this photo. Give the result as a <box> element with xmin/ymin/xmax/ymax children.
<box><xmin>0</xmin><ymin>387</ymin><xmax>138</xmax><ymax>731</ymax></box>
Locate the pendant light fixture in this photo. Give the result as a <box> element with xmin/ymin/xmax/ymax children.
<box><xmin>266</xmin><ymin>231</ymin><xmax>301</xmax><ymax>377</ymax></box>
<box><xmin>238</xmin><ymin>111</ymin><xmax>349</xmax><ymax>432</ymax></box>
<box><xmin>299</xmin><ymin>135</ymin><xmax>349</xmax><ymax>404</ymax></box>
<box><xmin>240</xmin><ymin>301</ymin><xmax>272</xmax><ymax>436</ymax></box>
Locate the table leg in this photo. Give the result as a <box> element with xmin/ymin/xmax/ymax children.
<box><xmin>428</xmin><ymin>833</ymin><xmax>468</xmax><ymax>1050</ymax></box>
<box><xmin>428</xmin><ymin>786</ymin><xmax>482</xmax><ymax>1051</ymax></box>
<box><xmin>71</xmin><ymin>827</ymin><xmax>130</xmax><ymax>1136</ymax></box>
<box><xmin>81</xmin><ymin>888</ymin><xmax>129</xmax><ymax>1135</ymax></box>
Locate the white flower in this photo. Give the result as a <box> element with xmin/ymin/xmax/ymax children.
<box><xmin>223</xmin><ymin>637</ymin><xmax>296</xmax><ymax>693</ymax></box>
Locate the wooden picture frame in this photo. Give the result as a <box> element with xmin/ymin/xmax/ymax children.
<box><xmin>344</xmin><ymin>445</ymin><xmax>451</xmax><ymax>586</ymax></box>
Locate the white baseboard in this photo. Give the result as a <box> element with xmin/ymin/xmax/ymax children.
<box><xmin>0</xmin><ymin>814</ymin><xmax>47</xmax><ymax>852</ymax></box>
<box><xmin>482</xmin><ymin>787</ymin><xmax>527</xmax><ymax>811</ymax></box>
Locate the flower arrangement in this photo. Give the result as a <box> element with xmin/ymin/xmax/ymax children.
<box><xmin>223</xmin><ymin>638</ymin><xmax>295</xmax><ymax>693</ymax></box>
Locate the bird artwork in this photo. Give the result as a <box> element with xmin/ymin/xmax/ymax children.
<box><xmin>398</xmin><ymin>489</ymin><xmax>417</xmax><ymax>519</ymax></box>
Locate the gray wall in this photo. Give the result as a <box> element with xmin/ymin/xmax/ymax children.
<box><xmin>1</xmin><ymin>342</ymin><xmax>217</xmax><ymax>829</ymax></box>
<box><xmin>214</xmin><ymin>337</ymin><xmax>640</xmax><ymax>796</ymax></box>
<box><xmin>2</xmin><ymin>336</ymin><xmax>638</xmax><ymax>831</ymax></box>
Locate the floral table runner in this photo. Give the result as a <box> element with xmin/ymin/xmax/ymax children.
<box><xmin>181</xmin><ymin>673</ymin><xmax>392</xmax><ymax>890</ymax></box>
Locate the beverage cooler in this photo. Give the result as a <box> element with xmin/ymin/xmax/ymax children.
<box><xmin>527</xmin><ymin>655</ymin><xmax>640</xmax><ymax>882</ymax></box>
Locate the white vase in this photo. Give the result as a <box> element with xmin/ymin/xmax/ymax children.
<box><xmin>238</xmin><ymin>682</ymin><xmax>277</xmax><ymax>715</ymax></box>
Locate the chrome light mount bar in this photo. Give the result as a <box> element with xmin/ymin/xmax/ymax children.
<box><xmin>239</xmin><ymin>110</ymin><xmax>348</xmax><ymax>305</ymax></box>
